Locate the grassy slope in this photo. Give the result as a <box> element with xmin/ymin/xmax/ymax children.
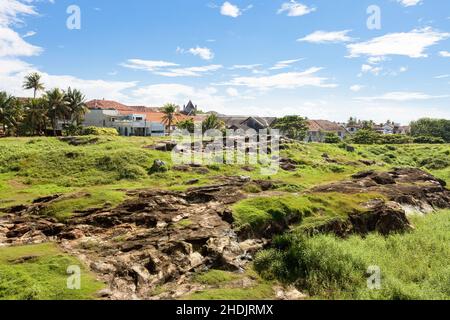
<box><xmin>254</xmin><ymin>210</ymin><xmax>450</xmax><ymax>300</ymax></box>
<box><xmin>0</xmin><ymin>243</ymin><xmax>104</xmax><ymax>300</ymax></box>
<box><xmin>0</xmin><ymin>137</ymin><xmax>449</xmax><ymax>300</ymax></box>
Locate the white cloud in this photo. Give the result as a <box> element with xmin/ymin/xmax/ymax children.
<box><xmin>121</xmin><ymin>59</ymin><xmax>222</xmax><ymax>77</ymax></box>
<box><xmin>224</xmin><ymin>67</ymin><xmax>337</xmax><ymax>90</ymax></box>
<box><xmin>361</xmin><ymin>64</ymin><xmax>382</xmax><ymax>76</ymax></box>
<box><xmin>269</xmin><ymin>58</ymin><xmax>303</xmax><ymax>70</ymax></box>
<box><xmin>347</xmin><ymin>27</ymin><xmax>449</xmax><ymax>58</ymax></box>
<box><xmin>0</xmin><ymin>26</ymin><xmax>42</xmax><ymax>57</ymax></box>
<box><xmin>226</xmin><ymin>87</ymin><xmax>239</xmax><ymax>97</ymax></box>
<box><xmin>22</xmin><ymin>30</ymin><xmax>36</xmax><ymax>38</ymax></box>
<box><xmin>0</xmin><ymin>0</ymin><xmax>37</xmax><ymax>27</ymax></box>
<box><xmin>0</xmin><ymin>1</ymin><xmax>42</xmax><ymax>58</ymax></box>
<box><xmin>0</xmin><ymin>58</ymin><xmax>137</xmax><ymax>101</ymax></box>
<box><xmin>367</xmin><ymin>56</ymin><xmax>387</xmax><ymax>64</ymax></box>
<box><xmin>131</xmin><ymin>83</ymin><xmax>226</xmax><ymax>109</ymax></box>
<box><xmin>298</xmin><ymin>30</ymin><xmax>354</xmax><ymax>44</ymax></box>
<box><xmin>277</xmin><ymin>1</ymin><xmax>315</xmax><ymax>17</ymax></box>
<box><xmin>120</xmin><ymin>59</ymin><xmax>179</xmax><ymax>71</ymax></box>
<box><xmin>350</xmin><ymin>85</ymin><xmax>364</xmax><ymax>92</ymax></box>
<box><xmin>397</xmin><ymin>0</ymin><xmax>422</xmax><ymax>7</ymax></box>
<box><xmin>355</xmin><ymin>91</ymin><xmax>449</xmax><ymax>102</ymax></box>
<box><xmin>220</xmin><ymin>2</ymin><xmax>242</xmax><ymax>18</ymax></box>
<box><xmin>439</xmin><ymin>51</ymin><xmax>450</xmax><ymax>57</ymax></box>
<box><xmin>230</xmin><ymin>64</ymin><xmax>262</xmax><ymax>70</ymax></box>
<box><xmin>434</xmin><ymin>74</ymin><xmax>450</xmax><ymax>79</ymax></box>
<box><xmin>154</xmin><ymin>65</ymin><xmax>223</xmax><ymax>77</ymax></box>
<box><xmin>188</xmin><ymin>46</ymin><xmax>214</xmax><ymax>60</ymax></box>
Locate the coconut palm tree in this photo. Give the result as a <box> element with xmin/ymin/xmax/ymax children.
<box><xmin>202</xmin><ymin>114</ymin><xmax>225</xmax><ymax>133</ymax></box>
<box><xmin>44</xmin><ymin>88</ymin><xmax>69</xmax><ymax>136</ymax></box>
<box><xmin>162</xmin><ymin>103</ymin><xmax>178</xmax><ymax>136</ymax></box>
<box><xmin>23</xmin><ymin>73</ymin><xmax>45</xmax><ymax>98</ymax></box>
<box><xmin>24</xmin><ymin>98</ymin><xmax>48</xmax><ymax>136</ymax></box>
<box><xmin>65</xmin><ymin>87</ymin><xmax>88</xmax><ymax>126</ymax></box>
<box><xmin>0</xmin><ymin>92</ymin><xmax>15</xmax><ymax>134</ymax></box>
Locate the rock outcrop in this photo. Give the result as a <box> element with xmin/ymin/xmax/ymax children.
<box><xmin>310</xmin><ymin>168</ymin><xmax>450</xmax><ymax>236</ymax></box>
<box><xmin>0</xmin><ymin>179</ymin><xmax>266</xmax><ymax>299</ymax></box>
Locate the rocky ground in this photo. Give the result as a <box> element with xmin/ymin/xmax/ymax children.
<box><xmin>1</xmin><ymin>167</ymin><xmax>449</xmax><ymax>300</ymax></box>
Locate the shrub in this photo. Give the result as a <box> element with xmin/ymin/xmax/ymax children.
<box><xmin>351</xmin><ymin>129</ymin><xmax>380</xmax><ymax>144</ymax></box>
<box><xmin>82</xmin><ymin>127</ymin><xmax>119</xmax><ymax>136</ymax></box>
<box><xmin>412</xmin><ymin>136</ymin><xmax>445</xmax><ymax>144</ymax></box>
<box><xmin>324</xmin><ymin>132</ymin><xmax>341</xmax><ymax>144</ymax></box>
<box><xmin>378</xmin><ymin>134</ymin><xmax>412</xmax><ymax>145</ymax></box>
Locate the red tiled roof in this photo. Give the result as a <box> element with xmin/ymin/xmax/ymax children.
<box><xmin>308</xmin><ymin>120</ymin><xmax>345</xmax><ymax>132</ymax></box>
<box><xmin>86</xmin><ymin>99</ymin><xmax>133</xmax><ymax>111</ymax></box>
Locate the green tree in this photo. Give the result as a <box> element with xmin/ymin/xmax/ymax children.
<box><xmin>23</xmin><ymin>72</ymin><xmax>45</xmax><ymax>98</ymax></box>
<box><xmin>177</xmin><ymin>118</ymin><xmax>195</xmax><ymax>133</ymax></box>
<box><xmin>45</xmin><ymin>88</ymin><xmax>69</xmax><ymax>136</ymax></box>
<box><xmin>23</xmin><ymin>98</ymin><xmax>48</xmax><ymax>136</ymax></box>
<box><xmin>65</xmin><ymin>87</ymin><xmax>88</xmax><ymax>126</ymax></box>
<box><xmin>0</xmin><ymin>92</ymin><xmax>17</xmax><ymax>134</ymax></box>
<box><xmin>202</xmin><ymin>114</ymin><xmax>225</xmax><ymax>132</ymax></box>
<box><xmin>273</xmin><ymin>116</ymin><xmax>309</xmax><ymax>141</ymax></box>
<box><xmin>351</xmin><ymin>129</ymin><xmax>380</xmax><ymax>144</ymax></box>
<box><xmin>410</xmin><ymin>118</ymin><xmax>450</xmax><ymax>142</ymax></box>
<box><xmin>324</xmin><ymin>132</ymin><xmax>341</xmax><ymax>144</ymax></box>
<box><xmin>162</xmin><ymin>103</ymin><xmax>178</xmax><ymax>136</ymax></box>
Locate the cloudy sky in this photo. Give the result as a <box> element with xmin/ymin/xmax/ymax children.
<box><xmin>1</xmin><ymin>0</ymin><xmax>449</xmax><ymax>124</ymax></box>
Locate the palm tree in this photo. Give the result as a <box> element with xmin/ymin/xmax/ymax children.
<box><xmin>44</xmin><ymin>88</ymin><xmax>69</xmax><ymax>136</ymax></box>
<box><xmin>65</xmin><ymin>87</ymin><xmax>88</xmax><ymax>126</ymax></box>
<box><xmin>24</xmin><ymin>98</ymin><xmax>48</xmax><ymax>136</ymax></box>
<box><xmin>0</xmin><ymin>92</ymin><xmax>15</xmax><ymax>134</ymax></box>
<box><xmin>23</xmin><ymin>73</ymin><xmax>45</xmax><ymax>98</ymax></box>
<box><xmin>162</xmin><ymin>103</ymin><xmax>178</xmax><ymax>136</ymax></box>
<box><xmin>202</xmin><ymin>114</ymin><xmax>225</xmax><ymax>132</ymax></box>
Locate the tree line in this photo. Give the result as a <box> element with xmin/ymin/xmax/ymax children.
<box><xmin>0</xmin><ymin>73</ymin><xmax>88</xmax><ymax>136</ymax></box>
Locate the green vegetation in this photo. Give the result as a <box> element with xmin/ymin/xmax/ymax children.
<box><xmin>0</xmin><ymin>243</ymin><xmax>104</xmax><ymax>300</ymax></box>
<box><xmin>40</xmin><ymin>190</ymin><xmax>125</xmax><ymax>221</ymax></box>
<box><xmin>0</xmin><ymin>136</ymin><xmax>449</xmax><ymax>300</ymax></box>
<box><xmin>81</xmin><ymin>127</ymin><xmax>118</xmax><ymax>136</ymax></box>
<box><xmin>410</xmin><ymin>118</ymin><xmax>450</xmax><ymax>142</ymax></box>
<box><xmin>194</xmin><ymin>270</ymin><xmax>241</xmax><ymax>285</ymax></box>
<box><xmin>273</xmin><ymin>116</ymin><xmax>309</xmax><ymax>140</ymax></box>
<box><xmin>232</xmin><ymin>193</ymin><xmax>382</xmax><ymax>234</ymax></box>
<box><xmin>185</xmin><ymin>268</ymin><xmax>275</xmax><ymax>300</ymax></box>
<box><xmin>254</xmin><ymin>210</ymin><xmax>450</xmax><ymax>300</ymax></box>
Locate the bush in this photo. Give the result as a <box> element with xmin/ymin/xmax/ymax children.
<box><xmin>324</xmin><ymin>132</ymin><xmax>341</xmax><ymax>144</ymax></box>
<box><xmin>350</xmin><ymin>129</ymin><xmax>380</xmax><ymax>144</ymax></box>
<box><xmin>378</xmin><ymin>134</ymin><xmax>412</xmax><ymax>145</ymax></box>
<box><xmin>412</xmin><ymin>136</ymin><xmax>445</xmax><ymax>144</ymax></box>
<box><xmin>254</xmin><ymin>210</ymin><xmax>450</xmax><ymax>299</ymax></box>
<box><xmin>82</xmin><ymin>127</ymin><xmax>119</xmax><ymax>136</ymax></box>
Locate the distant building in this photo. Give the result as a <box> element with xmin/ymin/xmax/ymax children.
<box><xmin>181</xmin><ymin>100</ymin><xmax>198</xmax><ymax>116</ymax></box>
<box><xmin>219</xmin><ymin>116</ymin><xmax>277</xmax><ymax>131</ymax></box>
<box><xmin>83</xmin><ymin>99</ymin><xmax>206</xmax><ymax>136</ymax></box>
<box><xmin>306</xmin><ymin>120</ymin><xmax>348</xmax><ymax>142</ymax></box>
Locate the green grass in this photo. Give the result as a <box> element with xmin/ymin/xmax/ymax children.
<box><xmin>194</xmin><ymin>269</ymin><xmax>241</xmax><ymax>285</ymax></box>
<box><xmin>0</xmin><ymin>243</ymin><xmax>105</xmax><ymax>300</ymax></box>
<box><xmin>232</xmin><ymin>192</ymin><xmax>383</xmax><ymax>233</ymax></box>
<box><xmin>185</xmin><ymin>268</ymin><xmax>276</xmax><ymax>300</ymax></box>
<box><xmin>254</xmin><ymin>210</ymin><xmax>450</xmax><ymax>300</ymax></box>
<box><xmin>40</xmin><ymin>189</ymin><xmax>126</xmax><ymax>221</ymax></box>
<box><xmin>185</xmin><ymin>283</ymin><xmax>275</xmax><ymax>300</ymax></box>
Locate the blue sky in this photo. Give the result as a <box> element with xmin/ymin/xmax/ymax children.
<box><xmin>1</xmin><ymin>0</ymin><xmax>449</xmax><ymax>124</ymax></box>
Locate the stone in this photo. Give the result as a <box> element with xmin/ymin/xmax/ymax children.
<box><xmin>149</xmin><ymin>160</ymin><xmax>168</xmax><ymax>174</ymax></box>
